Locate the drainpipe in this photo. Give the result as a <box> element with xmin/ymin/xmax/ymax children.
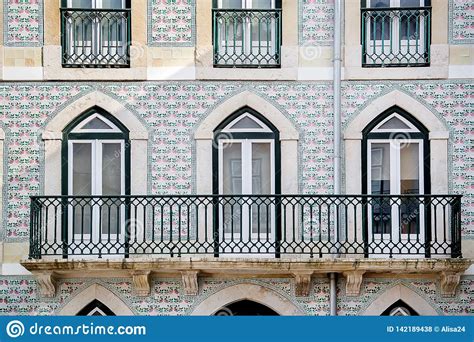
<box><xmin>330</xmin><ymin>0</ymin><xmax>343</xmax><ymax>317</ymax></box>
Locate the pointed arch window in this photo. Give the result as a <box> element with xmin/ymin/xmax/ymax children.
<box><xmin>362</xmin><ymin>106</ymin><xmax>430</xmax><ymax>253</ymax></box>
<box><xmin>381</xmin><ymin>300</ymin><xmax>419</xmax><ymax>316</ymax></box>
<box><xmin>62</xmin><ymin>107</ymin><xmax>130</xmax><ymax>250</ymax></box>
<box><xmin>213</xmin><ymin>107</ymin><xmax>281</xmax><ymax>252</ymax></box>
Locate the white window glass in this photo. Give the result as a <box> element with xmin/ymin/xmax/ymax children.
<box><xmin>101</xmin><ymin>143</ymin><xmax>122</xmax><ymax>234</ymax></box>
<box><xmin>370</xmin><ymin>143</ymin><xmax>391</xmax><ymax>234</ymax></box>
<box><xmin>378</xmin><ymin>116</ymin><xmax>411</xmax><ymax>130</ymax></box>
<box><xmin>220</xmin><ymin>0</ymin><xmax>243</xmax><ymax>9</ymax></box>
<box><xmin>72</xmin><ymin>143</ymin><xmax>92</xmax><ymax>234</ymax></box>
<box><xmin>82</xmin><ymin>117</ymin><xmax>114</xmax><ymax>130</ymax></box>
<box><xmin>251</xmin><ymin>0</ymin><xmax>273</xmax><ymax>9</ymax></box>
<box><xmin>251</xmin><ymin>143</ymin><xmax>271</xmax><ymax>234</ymax></box>
<box><xmin>69</xmin><ymin>0</ymin><xmax>93</xmax><ymax>8</ymax></box>
<box><xmin>230</xmin><ymin>116</ymin><xmax>263</xmax><ymax>129</ymax></box>
<box><xmin>223</xmin><ymin>143</ymin><xmax>243</xmax><ymax>195</ymax></box>
<box><xmin>400</xmin><ymin>142</ymin><xmax>420</xmax><ymax>234</ymax></box>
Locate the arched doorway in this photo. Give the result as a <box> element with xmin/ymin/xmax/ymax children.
<box><xmin>214</xmin><ymin>300</ymin><xmax>279</xmax><ymax>316</ymax></box>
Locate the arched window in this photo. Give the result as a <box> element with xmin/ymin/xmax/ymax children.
<box><xmin>213</xmin><ymin>107</ymin><xmax>281</xmax><ymax>253</ymax></box>
<box><xmin>62</xmin><ymin>107</ymin><xmax>130</xmax><ymax>251</ymax></box>
<box><xmin>77</xmin><ymin>299</ymin><xmax>116</xmax><ymax>316</ymax></box>
<box><xmin>362</xmin><ymin>106</ymin><xmax>429</xmax><ymax>252</ymax></box>
<box><xmin>381</xmin><ymin>300</ymin><xmax>419</xmax><ymax>316</ymax></box>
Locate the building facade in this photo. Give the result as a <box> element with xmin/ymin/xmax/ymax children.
<box><xmin>0</xmin><ymin>0</ymin><xmax>472</xmax><ymax>316</ymax></box>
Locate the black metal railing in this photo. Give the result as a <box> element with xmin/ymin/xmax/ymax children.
<box><xmin>212</xmin><ymin>9</ymin><xmax>282</xmax><ymax>68</ymax></box>
<box><xmin>61</xmin><ymin>8</ymin><xmax>131</xmax><ymax>67</ymax></box>
<box><xmin>29</xmin><ymin>194</ymin><xmax>462</xmax><ymax>259</ymax></box>
<box><xmin>361</xmin><ymin>7</ymin><xmax>431</xmax><ymax>67</ymax></box>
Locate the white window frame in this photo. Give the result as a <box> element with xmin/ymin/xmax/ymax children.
<box><xmin>67</xmin><ymin>139</ymin><xmax>126</xmax><ymax>246</ymax></box>
<box><xmin>367</xmin><ymin>138</ymin><xmax>425</xmax><ymax>249</ymax></box>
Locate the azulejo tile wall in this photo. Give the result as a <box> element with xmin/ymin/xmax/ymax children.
<box><xmin>1</xmin><ymin>80</ymin><xmax>472</xmax><ymax>242</ymax></box>
<box><xmin>449</xmin><ymin>0</ymin><xmax>474</xmax><ymax>44</ymax></box>
<box><xmin>0</xmin><ymin>276</ymin><xmax>472</xmax><ymax>315</ymax></box>
<box><xmin>299</xmin><ymin>0</ymin><xmax>334</xmax><ymax>46</ymax></box>
<box><xmin>3</xmin><ymin>0</ymin><xmax>43</xmax><ymax>47</ymax></box>
<box><xmin>148</xmin><ymin>0</ymin><xmax>195</xmax><ymax>46</ymax></box>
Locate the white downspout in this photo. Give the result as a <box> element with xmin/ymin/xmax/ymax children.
<box><xmin>330</xmin><ymin>0</ymin><xmax>343</xmax><ymax>317</ymax></box>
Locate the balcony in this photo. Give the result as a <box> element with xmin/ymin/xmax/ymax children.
<box><xmin>361</xmin><ymin>6</ymin><xmax>431</xmax><ymax>67</ymax></box>
<box><xmin>212</xmin><ymin>9</ymin><xmax>282</xmax><ymax>68</ymax></box>
<box><xmin>61</xmin><ymin>8</ymin><xmax>131</xmax><ymax>67</ymax></box>
<box><xmin>28</xmin><ymin>194</ymin><xmax>462</xmax><ymax>259</ymax></box>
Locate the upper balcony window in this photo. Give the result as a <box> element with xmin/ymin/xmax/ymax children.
<box><xmin>361</xmin><ymin>0</ymin><xmax>431</xmax><ymax>67</ymax></box>
<box><xmin>213</xmin><ymin>0</ymin><xmax>282</xmax><ymax>68</ymax></box>
<box><xmin>61</xmin><ymin>0</ymin><xmax>131</xmax><ymax>68</ymax></box>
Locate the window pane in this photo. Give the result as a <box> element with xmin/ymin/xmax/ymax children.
<box><xmin>230</xmin><ymin>115</ymin><xmax>263</xmax><ymax>129</ymax></box>
<box><xmin>72</xmin><ymin>143</ymin><xmax>92</xmax><ymax>235</ymax></box>
<box><xmin>102</xmin><ymin>143</ymin><xmax>122</xmax><ymax>235</ymax></box>
<box><xmin>251</xmin><ymin>0</ymin><xmax>273</xmax><ymax>9</ymax></box>
<box><xmin>251</xmin><ymin>143</ymin><xmax>271</xmax><ymax>234</ymax></box>
<box><xmin>400</xmin><ymin>142</ymin><xmax>420</xmax><ymax>234</ymax></box>
<box><xmin>69</xmin><ymin>0</ymin><xmax>93</xmax><ymax>8</ymax></box>
<box><xmin>101</xmin><ymin>0</ymin><xmax>125</xmax><ymax>8</ymax></box>
<box><xmin>81</xmin><ymin>117</ymin><xmax>114</xmax><ymax>130</ymax></box>
<box><xmin>220</xmin><ymin>0</ymin><xmax>243</xmax><ymax>9</ymax></box>
<box><xmin>378</xmin><ymin>116</ymin><xmax>411</xmax><ymax>130</ymax></box>
<box><xmin>370</xmin><ymin>143</ymin><xmax>391</xmax><ymax>234</ymax></box>
<box><xmin>222</xmin><ymin>142</ymin><xmax>242</xmax><ymax>235</ymax></box>
<box><xmin>400</xmin><ymin>0</ymin><xmax>422</xmax><ymax>7</ymax></box>
<box><xmin>368</xmin><ymin>0</ymin><xmax>390</xmax><ymax>8</ymax></box>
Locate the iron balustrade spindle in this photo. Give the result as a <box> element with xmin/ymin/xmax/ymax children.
<box><xmin>28</xmin><ymin>194</ymin><xmax>462</xmax><ymax>259</ymax></box>
<box><xmin>61</xmin><ymin>8</ymin><xmax>131</xmax><ymax>67</ymax></box>
<box><xmin>361</xmin><ymin>6</ymin><xmax>431</xmax><ymax>67</ymax></box>
<box><xmin>213</xmin><ymin>9</ymin><xmax>282</xmax><ymax>68</ymax></box>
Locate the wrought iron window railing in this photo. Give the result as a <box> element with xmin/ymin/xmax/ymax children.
<box><xmin>29</xmin><ymin>194</ymin><xmax>462</xmax><ymax>259</ymax></box>
<box><xmin>61</xmin><ymin>8</ymin><xmax>131</xmax><ymax>67</ymax></box>
<box><xmin>212</xmin><ymin>9</ymin><xmax>282</xmax><ymax>68</ymax></box>
<box><xmin>361</xmin><ymin>7</ymin><xmax>431</xmax><ymax>67</ymax></box>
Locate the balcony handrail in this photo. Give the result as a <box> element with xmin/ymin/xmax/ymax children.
<box><xmin>60</xmin><ymin>7</ymin><xmax>131</xmax><ymax>68</ymax></box>
<box><xmin>29</xmin><ymin>194</ymin><xmax>462</xmax><ymax>259</ymax></box>
<box><xmin>360</xmin><ymin>6</ymin><xmax>431</xmax><ymax>11</ymax></box>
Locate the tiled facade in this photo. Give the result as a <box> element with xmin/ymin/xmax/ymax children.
<box><xmin>0</xmin><ymin>0</ymin><xmax>472</xmax><ymax>316</ymax></box>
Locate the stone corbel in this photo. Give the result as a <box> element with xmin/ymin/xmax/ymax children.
<box><xmin>131</xmin><ymin>271</ymin><xmax>151</xmax><ymax>297</ymax></box>
<box><xmin>35</xmin><ymin>272</ymin><xmax>57</xmax><ymax>298</ymax></box>
<box><xmin>293</xmin><ymin>272</ymin><xmax>313</xmax><ymax>297</ymax></box>
<box><xmin>440</xmin><ymin>271</ymin><xmax>461</xmax><ymax>297</ymax></box>
<box><xmin>181</xmin><ymin>271</ymin><xmax>199</xmax><ymax>296</ymax></box>
<box><xmin>343</xmin><ymin>271</ymin><xmax>365</xmax><ymax>297</ymax></box>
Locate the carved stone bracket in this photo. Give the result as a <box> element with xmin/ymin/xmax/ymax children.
<box><xmin>35</xmin><ymin>272</ymin><xmax>57</xmax><ymax>298</ymax></box>
<box><xmin>440</xmin><ymin>271</ymin><xmax>461</xmax><ymax>297</ymax></box>
<box><xmin>131</xmin><ymin>271</ymin><xmax>151</xmax><ymax>297</ymax></box>
<box><xmin>181</xmin><ymin>271</ymin><xmax>199</xmax><ymax>296</ymax></box>
<box><xmin>293</xmin><ymin>272</ymin><xmax>312</xmax><ymax>297</ymax></box>
<box><xmin>343</xmin><ymin>271</ymin><xmax>365</xmax><ymax>297</ymax></box>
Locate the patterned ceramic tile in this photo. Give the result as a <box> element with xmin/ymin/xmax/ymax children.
<box><xmin>0</xmin><ymin>275</ymin><xmax>472</xmax><ymax>316</ymax></box>
<box><xmin>0</xmin><ymin>81</ymin><xmax>472</xmax><ymax>242</ymax></box>
<box><xmin>299</xmin><ymin>0</ymin><xmax>335</xmax><ymax>46</ymax></box>
<box><xmin>148</xmin><ymin>0</ymin><xmax>195</xmax><ymax>46</ymax></box>
<box><xmin>4</xmin><ymin>0</ymin><xmax>43</xmax><ymax>47</ymax></box>
<box><xmin>449</xmin><ymin>0</ymin><xmax>474</xmax><ymax>44</ymax></box>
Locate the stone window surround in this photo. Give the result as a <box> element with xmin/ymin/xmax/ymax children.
<box><xmin>42</xmin><ymin>0</ymin><xmax>147</xmax><ymax>80</ymax></box>
<box><xmin>42</xmin><ymin>91</ymin><xmax>149</xmax><ymax>196</ymax></box>
<box><xmin>344</xmin><ymin>0</ymin><xmax>449</xmax><ymax>80</ymax></box>
<box><xmin>194</xmin><ymin>90</ymin><xmax>299</xmax><ymax>195</ymax></box>
<box><xmin>195</xmin><ymin>0</ymin><xmax>299</xmax><ymax>80</ymax></box>
<box><xmin>191</xmin><ymin>283</ymin><xmax>303</xmax><ymax>315</ymax></box>
<box><xmin>59</xmin><ymin>283</ymin><xmax>134</xmax><ymax>315</ymax></box>
<box><xmin>362</xmin><ymin>284</ymin><xmax>438</xmax><ymax>315</ymax></box>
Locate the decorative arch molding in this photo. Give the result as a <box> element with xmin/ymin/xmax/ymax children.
<box><xmin>194</xmin><ymin>90</ymin><xmax>299</xmax><ymax>194</ymax></box>
<box><xmin>42</xmin><ymin>91</ymin><xmax>149</xmax><ymax>196</ymax></box>
<box><xmin>362</xmin><ymin>284</ymin><xmax>439</xmax><ymax>316</ymax></box>
<box><xmin>194</xmin><ymin>90</ymin><xmax>299</xmax><ymax>141</ymax></box>
<box><xmin>44</xmin><ymin>90</ymin><xmax>148</xmax><ymax>140</ymax></box>
<box><xmin>344</xmin><ymin>89</ymin><xmax>449</xmax><ymax>139</ymax></box>
<box><xmin>343</xmin><ymin>90</ymin><xmax>450</xmax><ymax>196</ymax></box>
<box><xmin>58</xmin><ymin>284</ymin><xmax>134</xmax><ymax>316</ymax></box>
<box><xmin>190</xmin><ymin>283</ymin><xmax>303</xmax><ymax>316</ymax></box>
